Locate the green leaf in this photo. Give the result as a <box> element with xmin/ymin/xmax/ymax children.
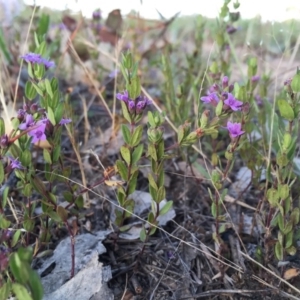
<box><xmin>215</xmin><ymin>100</ymin><xmax>223</xmax><ymax>116</ymax></box>
<box><xmin>63</xmin><ymin>191</ymin><xmax>73</xmax><ymax>202</ymax></box>
<box><xmin>20</xmin><ymin>149</ymin><xmax>32</xmax><ymax>167</ymax></box>
<box><xmin>127</xmin><ymin>76</ymin><xmax>141</xmax><ymax>100</ymax></box>
<box><xmin>148</xmin><ymin>181</ymin><xmax>157</xmax><ymax>198</ymax></box>
<box><xmin>75</xmin><ymin>195</ymin><xmax>84</xmax><ymax>209</ymax></box>
<box><xmin>31</xmin><ymin>81</ymin><xmax>44</xmax><ymax>96</ymax></box>
<box><xmin>291</xmin><ymin>73</ymin><xmax>300</xmax><ymax>92</ymax></box>
<box><xmin>31</xmin><ymin>175</ymin><xmax>47</xmax><ymax>195</ymax></box>
<box><xmin>156</xmin><ymin>187</ymin><xmax>166</xmax><ymax>203</ymax></box>
<box><xmin>148</xmin><ymin>143</ymin><xmax>157</xmax><ymax>161</ymax></box>
<box><xmin>44</xmin><ymin>79</ymin><xmax>53</xmax><ymax>98</ymax></box>
<box><xmin>2</xmin><ymin>186</ymin><xmax>9</xmax><ymax>208</ymax></box>
<box><xmin>23</xmin><ymin>184</ymin><xmax>32</xmax><ymax>197</ymax></box>
<box><xmin>28</xmin><ymin>270</ymin><xmax>44</xmax><ymax>300</ymax></box>
<box><xmin>160</xmin><ymin>200</ymin><xmax>173</xmax><ymax>215</ymax></box>
<box><xmin>275</xmin><ymin>241</ymin><xmax>283</xmax><ymax>260</ymax></box>
<box><xmin>286</xmin><ymin>245</ymin><xmax>297</xmax><ymax>256</ymax></box>
<box><xmin>120</xmin><ymin>146</ymin><xmax>131</xmax><ymax>165</ymax></box>
<box><xmin>53</xmin><ymin>145</ymin><xmax>61</xmax><ymax>163</ymax></box>
<box><xmin>43</xmin><ymin>149</ymin><xmax>52</xmax><ymax>164</ymax></box>
<box><xmin>140</xmin><ymin>227</ymin><xmax>147</xmax><ymax>242</ymax></box>
<box><xmin>0</xmin><ymin>27</ymin><xmax>11</xmax><ymax>63</ymax></box>
<box><xmin>54</xmin><ymin>101</ymin><xmax>63</xmax><ymax>123</ymax></box>
<box><xmin>0</xmin><ymin>215</ymin><xmax>11</xmax><ymax>229</ymax></box>
<box><xmin>116</xmin><ymin>160</ymin><xmax>128</xmax><ymax>180</ymax></box>
<box><xmin>283</xmin><ymin>221</ymin><xmax>293</xmax><ymax>235</ymax></box>
<box><xmin>12</xmin><ymin>229</ymin><xmax>22</xmax><ymax>247</ymax></box>
<box><xmin>0</xmin><ymin>117</ymin><xmax>5</xmax><ymax>136</ymax></box>
<box><xmin>131</xmin><ymin>125</ymin><xmax>143</xmax><ymax>147</ymax></box>
<box><xmin>278</xmin><ymin>184</ymin><xmax>289</xmax><ymax>200</ymax></box>
<box><xmin>12</xmin><ymin>283</ymin><xmax>33</xmax><ymax>300</ymax></box>
<box><xmin>128</xmin><ymin>170</ymin><xmax>138</xmax><ymax>195</ymax></box>
<box><xmin>266</xmin><ymin>188</ymin><xmax>279</xmax><ymax>207</ymax></box>
<box><xmin>9</xmin><ymin>253</ymin><xmax>30</xmax><ymax>284</ymax></box>
<box><xmin>0</xmin><ymin>162</ymin><xmax>4</xmax><ymax>184</ymax></box>
<box><xmin>23</xmin><ymin>218</ymin><xmax>34</xmax><ymax>232</ymax></box>
<box><xmin>277</xmin><ymin>99</ymin><xmax>294</xmax><ymax>121</ymax></box>
<box><xmin>124</xmin><ymin>199</ymin><xmax>134</xmax><ymax>218</ymax></box>
<box><xmin>278</xmin><ymin>213</ymin><xmax>284</xmax><ymax>231</ymax></box>
<box><xmin>147</xmin><ymin>111</ymin><xmax>156</xmax><ymax>127</ymax></box>
<box><xmin>47</xmin><ymin>210</ymin><xmax>61</xmax><ymax>222</ymax></box>
<box><xmin>132</xmin><ymin>144</ymin><xmax>144</xmax><ymax>164</ymax></box>
<box><xmin>211</xmin><ymin>202</ymin><xmax>217</xmax><ymax>218</ymax></box>
<box><xmin>0</xmin><ymin>282</ymin><xmax>11</xmax><ymax>300</ymax></box>
<box><xmin>291</xmin><ymin>208</ymin><xmax>300</xmax><ymax>225</ymax></box>
<box><xmin>121</xmin><ymin>124</ymin><xmax>131</xmax><ymax>144</ymax></box>
<box><xmin>285</xmin><ymin>230</ymin><xmax>293</xmax><ymax>249</ymax></box>
<box><xmin>120</xmin><ymin>101</ymin><xmax>132</xmax><ymax>123</ymax></box>
<box><xmin>47</xmin><ymin>106</ymin><xmax>56</xmax><ymax>126</ymax></box>
<box><xmin>25</xmin><ymin>81</ymin><xmax>37</xmax><ymax>100</ymax></box>
<box><xmin>37</xmin><ymin>14</ymin><xmax>50</xmax><ymax>37</ymax></box>
<box><xmin>148</xmin><ymin>173</ymin><xmax>158</xmax><ymax>191</ymax></box>
<box><xmin>57</xmin><ymin>206</ymin><xmax>68</xmax><ymax>222</ymax></box>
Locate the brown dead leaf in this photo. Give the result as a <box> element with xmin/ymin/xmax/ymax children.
<box><xmin>283</xmin><ymin>268</ymin><xmax>300</xmax><ymax>280</ymax></box>
<box><xmin>105</xmin><ymin>9</ymin><xmax>122</xmax><ymax>33</ymax></box>
<box><xmin>98</xmin><ymin>26</ymin><xmax>119</xmax><ymax>46</ymax></box>
<box><xmin>62</xmin><ymin>15</ymin><xmax>77</xmax><ymax>32</ymax></box>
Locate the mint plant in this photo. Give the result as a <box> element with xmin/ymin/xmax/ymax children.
<box><xmin>0</xmin><ymin>34</ymin><xmax>77</xmax><ymax>299</ymax></box>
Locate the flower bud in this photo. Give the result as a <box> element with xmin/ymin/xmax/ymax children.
<box><xmin>200</xmin><ymin>110</ymin><xmax>210</xmax><ymax>128</ymax></box>
<box><xmin>182</xmin><ymin>131</ymin><xmax>198</xmax><ymax>145</ymax></box>
<box><xmin>92</xmin><ymin>9</ymin><xmax>101</xmax><ymax>20</ymax></box>
<box><xmin>128</xmin><ymin>101</ymin><xmax>135</xmax><ymax>113</ymax></box>
<box><xmin>228</xmin><ymin>84</ymin><xmax>234</xmax><ymax>93</ymax></box>
<box><xmin>0</xmin><ymin>134</ymin><xmax>9</xmax><ymax>148</ymax></box>
<box><xmin>222</xmin><ymin>76</ymin><xmax>229</xmax><ymax>89</ymax></box>
<box><xmin>30</xmin><ymin>103</ymin><xmax>38</xmax><ymax>113</ymax></box>
<box><xmin>17</xmin><ymin>109</ymin><xmax>26</xmax><ymax>121</ymax></box>
<box><xmin>148</xmin><ymin>127</ymin><xmax>164</xmax><ymax>143</ymax></box>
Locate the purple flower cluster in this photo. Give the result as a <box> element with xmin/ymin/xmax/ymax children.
<box><xmin>116</xmin><ymin>91</ymin><xmax>151</xmax><ymax>114</ymax></box>
<box><xmin>200</xmin><ymin>76</ymin><xmax>246</xmax><ymax>139</ymax></box>
<box><xmin>20</xmin><ymin>53</ymin><xmax>55</xmax><ymax>69</ymax></box>
<box><xmin>18</xmin><ymin>113</ymin><xmax>72</xmax><ymax>144</ymax></box>
<box><xmin>201</xmin><ymin>76</ymin><xmax>244</xmax><ymax>111</ymax></box>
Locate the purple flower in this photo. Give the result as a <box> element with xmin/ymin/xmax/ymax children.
<box><xmin>109</xmin><ymin>69</ymin><xmax>119</xmax><ymax>79</ymax></box>
<box><xmin>19</xmin><ymin>114</ymin><xmax>35</xmax><ymax>130</ymax></box>
<box><xmin>200</xmin><ymin>92</ymin><xmax>219</xmax><ymax>105</ymax></box>
<box><xmin>59</xmin><ymin>118</ymin><xmax>72</xmax><ymax>126</ymax></box>
<box><xmin>224</xmin><ymin>93</ymin><xmax>243</xmax><ymax>111</ymax></box>
<box><xmin>92</xmin><ymin>9</ymin><xmax>101</xmax><ymax>20</ymax></box>
<box><xmin>226</xmin><ymin>121</ymin><xmax>245</xmax><ymax>138</ymax></box>
<box><xmin>222</xmin><ymin>76</ymin><xmax>229</xmax><ymax>88</ymax></box>
<box><xmin>116</xmin><ymin>91</ymin><xmax>130</xmax><ymax>103</ymax></box>
<box><xmin>251</xmin><ymin>75</ymin><xmax>260</xmax><ymax>83</ymax></box>
<box><xmin>41</xmin><ymin>58</ymin><xmax>55</xmax><ymax>69</ymax></box>
<box><xmin>17</xmin><ymin>109</ymin><xmax>26</xmax><ymax>121</ymax></box>
<box><xmin>8</xmin><ymin>157</ymin><xmax>23</xmax><ymax>170</ymax></box>
<box><xmin>58</xmin><ymin>23</ymin><xmax>67</xmax><ymax>30</ymax></box>
<box><xmin>226</xmin><ymin>25</ymin><xmax>237</xmax><ymax>34</ymax></box>
<box><xmin>27</xmin><ymin>119</ymin><xmax>47</xmax><ymax>143</ymax></box>
<box><xmin>20</xmin><ymin>53</ymin><xmax>42</xmax><ymax>64</ymax></box>
<box><xmin>136</xmin><ymin>96</ymin><xmax>151</xmax><ymax>114</ymax></box>
<box><xmin>20</xmin><ymin>53</ymin><xmax>55</xmax><ymax>69</ymax></box>
<box><xmin>128</xmin><ymin>100</ymin><xmax>135</xmax><ymax>112</ymax></box>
